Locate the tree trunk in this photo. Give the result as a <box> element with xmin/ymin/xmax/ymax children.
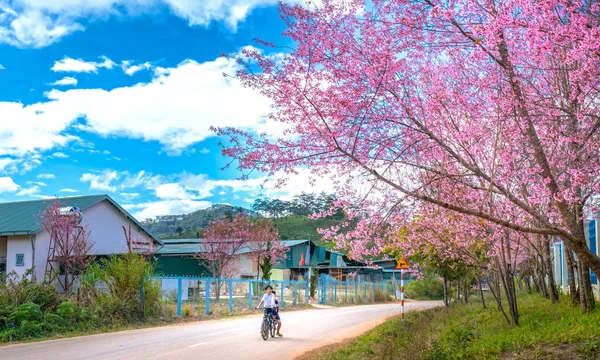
<box><xmin>525</xmin><ymin>275</ymin><xmax>532</xmax><ymax>293</ymax></box>
<box><xmin>443</xmin><ymin>277</ymin><xmax>449</xmax><ymax>307</ymax></box>
<box><xmin>565</xmin><ymin>247</ymin><xmax>579</xmax><ymax>305</ymax></box>
<box><xmin>542</xmin><ymin>235</ymin><xmax>559</xmax><ymax>303</ymax></box>
<box><xmin>456</xmin><ymin>279</ymin><xmax>461</xmax><ymax>303</ymax></box>
<box><xmin>578</xmin><ymin>260</ymin><xmax>589</xmax><ymax>313</ymax></box>
<box><xmin>487</xmin><ymin>272</ymin><xmax>510</xmax><ymax>325</ymax></box>
<box><xmin>463</xmin><ymin>276</ymin><xmax>469</xmax><ymax>304</ymax></box>
<box><xmin>499</xmin><ymin>234</ymin><xmax>519</xmax><ymax>326</ymax></box>
<box><xmin>478</xmin><ymin>278</ymin><xmax>486</xmax><ymax>309</ymax></box>
<box><xmin>581</xmin><ymin>265</ymin><xmax>596</xmax><ymax>311</ymax></box>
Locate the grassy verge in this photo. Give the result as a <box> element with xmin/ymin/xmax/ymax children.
<box><xmin>299</xmin><ymin>293</ymin><xmax>600</xmax><ymax>360</ymax></box>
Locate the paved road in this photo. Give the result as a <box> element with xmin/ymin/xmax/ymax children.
<box><xmin>0</xmin><ymin>301</ymin><xmax>440</xmax><ymax>360</ymax></box>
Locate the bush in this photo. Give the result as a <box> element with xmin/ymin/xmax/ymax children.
<box><xmin>405</xmin><ymin>274</ymin><xmax>444</xmax><ymax>300</ymax></box>
<box><xmin>0</xmin><ymin>271</ymin><xmax>61</xmax><ymax>313</ymax></box>
<box><xmin>56</xmin><ymin>302</ymin><xmax>84</xmax><ymax>323</ymax></box>
<box><xmin>9</xmin><ymin>303</ymin><xmax>42</xmax><ymax>326</ymax></box>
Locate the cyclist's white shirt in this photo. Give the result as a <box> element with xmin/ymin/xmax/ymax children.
<box><xmin>262</xmin><ymin>293</ymin><xmax>276</xmax><ymax>308</ymax></box>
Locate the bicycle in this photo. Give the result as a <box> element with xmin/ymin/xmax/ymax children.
<box><xmin>260</xmin><ymin>308</ymin><xmax>277</xmax><ymax>341</ymax></box>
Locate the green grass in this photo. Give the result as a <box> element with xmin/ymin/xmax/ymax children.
<box><xmin>300</xmin><ymin>293</ymin><xmax>600</xmax><ymax>360</ymax></box>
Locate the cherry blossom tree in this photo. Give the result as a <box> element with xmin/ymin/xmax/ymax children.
<box><xmin>215</xmin><ymin>0</ymin><xmax>600</xmax><ymax>290</ymax></box>
<box><xmin>40</xmin><ymin>200</ymin><xmax>95</xmax><ymax>294</ymax></box>
<box><xmin>248</xmin><ymin>218</ymin><xmax>288</xmax><ymax>280</ymax></box>
<box><xmin>197</xmin><ymin>214</ymin><xmax>252</xmax><ymax>282</ymax></box>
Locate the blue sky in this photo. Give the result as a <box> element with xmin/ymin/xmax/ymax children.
<box><xmin>0</xmin><ymin>0</ymin><xmax>334</xmax><ymax>220</ymax></box>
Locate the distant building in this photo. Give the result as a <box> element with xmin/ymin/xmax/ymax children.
<box><xmin>552</xmin><ymin>218</ymin><xmax>599</xmax><ymax>298</ymax></box>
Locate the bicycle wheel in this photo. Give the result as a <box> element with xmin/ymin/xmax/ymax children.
<box><xmin>270</xmin><ymin>319</ymin><xmax>276</xmax><ymax>338</ymax></box>
<box><xmin>261</xmin><ymin>320</ymin><xmax>269</xmax><ymax>341</ymax></box>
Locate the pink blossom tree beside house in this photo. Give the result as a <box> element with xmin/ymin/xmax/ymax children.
<box><xmin>40</xmin><ymin>200</ymin><xmax>95</xmax><ymax>294</ymax></box>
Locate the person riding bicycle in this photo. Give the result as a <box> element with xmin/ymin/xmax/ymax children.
<box><xmin>255</xmin><ymin>285</ymin><xmax>282</xmax><ymax>337</ymax></box>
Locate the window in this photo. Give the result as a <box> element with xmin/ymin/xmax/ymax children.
<box><xmin>15</xmin><ymin>253</ymin><xmax>24</xmax><ymax>267</ymax></box>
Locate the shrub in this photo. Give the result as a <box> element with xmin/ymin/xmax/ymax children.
<box><xmin>56</xmin><ymin>302</ymin><xmax>84</xmax><ymax>323</ymax></box>
<box><xmin>405</xmin><ymin>274</ymin><xmax>444</xmax><ymax>300</ymax></box>
<box><xmin>9</xmin><ymin>303</ymin><xmax>42</xmax><ymax>326</ymax></box>
<box><xmin>0</xmin><ymin>271</ymin><xmax>61</xmax><ymax>312</ymax></box>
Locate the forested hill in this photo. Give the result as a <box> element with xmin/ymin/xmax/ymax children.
<box><xmin>141</xmin><ymin>204</ymin><xmax>254</xmax><ymax>239</ymax></box>
<box><xmin>141</xmin><ymin>192</ymin><xmax>344</xmax><ymax>240</ymax></box>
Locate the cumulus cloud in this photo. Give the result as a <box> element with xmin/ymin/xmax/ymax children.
<box><xmin>37</xmin><ymin>173</ymin><xmax>56</xmax><ymax>179</ymax></box>
<box><xmin>4</xmin><ymin>54</ymin><xmax>277</xmax><ymax>156</ymax></box>
<box><xmin>122</xmin><ymin>61</ymin><xmax>152</xmax><ymax>76</ymax></box>
<box><xmin>17</xmin><ymin>185</ymin><xmax>40</xmax><ymax>196</ymax></box>
<box><xmin>52</xmin><ymin>151</ymin><xmax>69</xmax><ymax>158</ymax></box>
<box><xmin>51</xmin><ymin>56</ymin><xmax>115</xmax><ymax>73</ymax></box>
<box><xmin>50</xmin><ymin>76</ymin><xmax>78</xmax><ymax>86</ymax></box>
<box><xmin>80</xmin><ymin>169</ymin><xmax>163</xmax><ymax>192</ymax></box>
<box><xmin>0</xmin><ymin>0</ymin><xmax>308</xmax><ymax>48</ymax></box>
<box><xmin>58</xmin><ymin>188</ymin><xmax>78</xmax><ymax>193</ymax></box>
<box><xmin>124</xmin><ymin>199</ymin><xmax>212</xmax><ymax>220</ymax></box>
<box><xmin>0</xmin><ymin>177</ymin><xmax>20</xmax><ymax>193</ymax></box>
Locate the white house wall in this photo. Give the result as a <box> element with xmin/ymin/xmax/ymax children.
<box><xmin>6</xmin><ymin>235</ymin><xmax>32</xmax><ymax>279</ymax></box>
<box><xmin>24</xmin><ymin>199</ymin><xmax>155</xmax><ymax>282</ymax></box>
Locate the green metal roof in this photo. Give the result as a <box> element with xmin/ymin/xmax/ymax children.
<box><xmin>0</xmin><ymin>194</ymin><xmax>161</xmax><ymax>244</ymax></box>
<box><xmin>156</xmin><ymin>239</ymin><xmax>309</xmax><ymax>256</ymax></box>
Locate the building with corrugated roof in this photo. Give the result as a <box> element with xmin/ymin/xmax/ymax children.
<box><xmin>0</xmin><ymin>194</ymin><xmax>161</xmax><ymax>281</ymax></box>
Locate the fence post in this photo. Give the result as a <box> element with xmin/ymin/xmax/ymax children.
<box><xmin>372</xmin><ymin>284</ymin><xmax>375</xmax><ymax>302</ymax></box>
<box><xmin>363</xmin><ymin>282</ymin><xmax>367</xmax><ymax>304</ymax></box>
<box><xmin>140</xmin><ymin>277</ymin><xmax>145</xmax><ymax>318</ymax></box>
<box><xmin>345</xmin><ymin>281</ymin><xmax>348</xmax><ymax>303</ymax></box>
<box><xmin>229</xmin><ymin>279</ymin><xmax>233</xmax><ymax>313</ymax></box>
<box><xmin>354</xmin><ymin>281</ymin><xmax>358</xmax><ymax>304</ymax></box>
<box><xmin>205</xmin><ymin>281</ymin><xmax>211</xmax><ymax>316</ymax></box>
<box><xmin>280</xmin><ymin>281</ymin><xmax>285</xmax><ymax>309</ymax></box>
<box><xmin>248</xmin><ymin>281</ymin><xmax>253</xmax><ymax>309</ymax></box>
<box><xmin>177</xmin><ymin>277</ymin><xmax>182</xmax><ymax>317</ymax></box>
<box><xmin>333</xmin><ymin>281</ymin><xmax>337</xmax><ymax>303</ymax></box>
<box><xmin>293</xmin><ymin>282</ymin><xmax>297</xmax><ymax>306</ymax></box>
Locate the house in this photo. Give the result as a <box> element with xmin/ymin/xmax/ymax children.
<box><xmin>552</xmin><ymin>218</ymin><xmax>599</xmax><ymax>298</ymax></box>
<box><xmin>0</xmin><ymin>194</ymin><xmax>161</xmax><ymax>282</ymax></box>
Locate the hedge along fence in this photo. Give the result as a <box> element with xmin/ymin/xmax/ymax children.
<box><xmin>143</xmin><ymin>275</ymin><xmax>394</xmax><ymax>319</ymax></box>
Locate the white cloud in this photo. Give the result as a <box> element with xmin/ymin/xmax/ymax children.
<box><xmin>0</xmin><ymin>177</ymin><xmax>20</xmax><ymax>192</ymax></box>
<box><xmin>17</xmin><ymin>185</ymin><xmax>40</xmax><ymax>196</ymax></box>
<box><xmin>102</xmin><ymin>150</ymin><xmax>111</xmax><ymax>155</ymax></box>
<box><xmin>0</xmin><ymin>49</ymin><xmax>288</xmax><ymax>170</ymax></box>
<box><xmin>58</xmin><ymin>188</ymin><xmax>78</xmax><ymax>193</ymax></box>
<box><xmin>51</xmin><ymin>56</ymin><xmax>115</xmax><ymax>73</ymax></box>
<box><xmin>0</xmin><ymin>64</ymin><xmax>5</xmax><ymax>70</ymax></box>
<box><xmin>35</xmin><ymin>55</ymin><xmax>275</xmax><ymax>154</ymax></box>
<box><xmin>120</xmin><ymin>192</ymin><xmax>139</xmax><ymax>201</ymax></box>
<box><xmin>37</xmin><ymin>173</ymin><xmax>55</xmax><ymax>179</ymax></box>
<box><xmin>80</xmin><ymin>169</ymin><xmax>163</xmax><ymax>192</ymax></box>
<box><xmin>125</xmin><ymin>199</ymin><xmax>212</xmax><ymax>220</ymax></box>
<box><xmin>80</xmin><ymin>170</ymin><xmax>119</xmax><ymax>191</ymax></box>
<box><xmin>0</xmin><ymin>1</ymin><xmax>310</xmax><ymax>48</ymax></box>
<box><xmin>122</xmin><ymin>61</ymin><xmax>152</xmax><ymax>76</ymax></box>
<box><xmin>0</xmin><ymin>158</ymin><xmax>16</xmax><ymax>172</ymax></box>
<box><xmin>27</xmin><ymin>181</ymin><xmax>47</xmax><ymax>186</ymax></box>
<box><xmin>52</xmin><ymin>151</ymin><xmax>69</xmax><ymax>158</ymax></box>
<box><xmin>199</xmin><ymin>148</ymin><xmax>210</xmax><ymax>154</ymax></box>
<box><xmin>155</xmin><ymin>183</ymin><xmax>189</xmax><ymax>200</ymax></box>
<box><xmin>50</xmin><ymin>76</ymin><xmax>78</xmax><ymax>86</ymax></box>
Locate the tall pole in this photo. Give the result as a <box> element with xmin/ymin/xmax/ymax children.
<box><xmin>401</xmin><ymin>269</ymin><xmax>405</xmax><ymax>320</ymax></box>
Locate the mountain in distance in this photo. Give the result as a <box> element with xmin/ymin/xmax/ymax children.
<box><xmin>141</xmin><ymin>204</ymin><xmax>256</xmax><ymax>239</ymax></box>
